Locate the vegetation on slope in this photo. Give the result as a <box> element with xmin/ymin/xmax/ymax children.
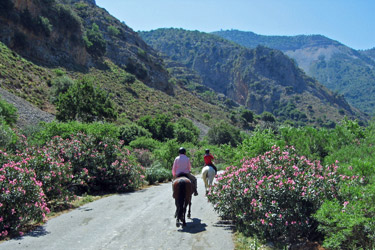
<box><xmin>140</xmin><ymin>28</ymin><xmax>365</xmax><ymax>127</ymax></box>
<box><xmin>213</xmin><ymin>29</ymin><xmax>375</xmax><ymax>115</ymax></box>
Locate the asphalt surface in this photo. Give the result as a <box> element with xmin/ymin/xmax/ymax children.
<box><xmin>0</xmin><ymin>176</ymin><xmax>234</xmax><ymax>250</ymax></box>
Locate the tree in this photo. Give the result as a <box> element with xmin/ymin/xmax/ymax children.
<box><xmin>206</xmin><ymin>121</ymin><xmax>242</xmax><ymax>146</ymax></box>
<box><xmin>261</xmin><ymin>111</ymin><xmax>276</xmax><ymax>123</ymax></box>
<box><xmin>84</xmin><ymin>23</ymin><xmax>106</xmax><ymax>57</ymax></box>
<box><xmin>240</xmin><ymin>109</ymin><xmax>255</xmax><ymax>123</ymax></box>
<box><xmin>137</xmin><ymin>114</ymin><xmax>175</xmax><ymax>141</ymax></box>
<box><xmin>56</xmin><ymin>77</ymin><xmax>117</xmax><ymax>122</ymax></box>
<box><xmin>174</xmin><ymin>118</ymin><xmax>200</xmax><ymax>143</ymax></box>
<box><xmin>50</xmin><ymin>75</ymin><xmax>74</xmax><ymax>103</ymax></box>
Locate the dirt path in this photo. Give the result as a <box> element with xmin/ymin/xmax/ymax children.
<box><xmin>0</xmin><ymin>176</ymin><xmax>234</xmax><ymax>250</ymax></box>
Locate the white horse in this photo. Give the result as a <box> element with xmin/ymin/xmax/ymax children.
<box><xmin>201</xmin><ymin>165</ymin><xmax>216</xmax><ymax>194</ymax></box>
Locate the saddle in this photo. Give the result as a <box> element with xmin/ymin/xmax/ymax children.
<box><xmin>176</xmin><ymin>173</ymin><xmax>189</xmax><ymax>178</ymax></box>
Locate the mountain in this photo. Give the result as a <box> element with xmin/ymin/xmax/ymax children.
<box><xmin>140</xmin><ymin>28</ymin><xmax>366</xmax><ymax>126</ymax></box>
<box><xmin>0</xmin><ymin>0</ymin><xmax>172</xmax><ymax>94</ymax></box>
<box><xmin>0</xmin><ymin>0</ymin><xmax>239</xmax><ymax>129</ymax></box>
<box><xmin>0</xmin><ymin>0</ymin><xmax>367</xmax><ymax>131</ymax></box>
<box><xmin>213</xmin><ymin>30</ymin><xmax>375</xmax><ymax>115</ymax></box>
<box><xmin>361</xmin><ymin>47</ymin><xmax>375</xmax><ymax>61</ymax></box>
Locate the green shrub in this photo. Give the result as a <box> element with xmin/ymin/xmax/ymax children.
<box><xmin>50</xmin><ymin>75</ymin><xmax>74</xmax><ymax>103</ymax></box>
<box><xmin>153</xmin><ymin>139</ymin><xmax>180</xmax><ymax>169</ymax></box>
<box><xmin>174</xmin><ymin>118</ymin><xmax>199</xmax><ymax>143</ymax></box>
<box><xmin>28</xmin><ymin>121</ymin><xmax>119</xmax><ymax>146</ymax></box>
<box><xmin>56</xmin><ymin>77</ymin><xmax>117</xmax><ymax>122</ymax></box>
<box><xmin>129</xmin><ymin>136</ymin><xmax>161</xmax><ymax>152</ymax></box>
<box><xmin>57</xmin><ymin>4</ymin><xmax>82</xmax><ymax>32</ymax></box>
<box><xmin>119</xmin><ymin>123</ymin><xmax>151</xmax><ymax>145</ymax></box>
<box><xmin>84</xmin><ymin>23</ymin><xmax>106</xmax><ymax>57</ymax></box>
<box><xmin>0</xmin><ymin>122</ymin><xmax>18</xmax><ymax>150</ymax></box>
<box><xmin>122</xmin><ymin>74</ymin><xmax>136</xmax><ymax>84</ymax></box>
<box><xmin>314</xmin><ymin>183</ymin><xmax>375</xmax><ymax>250</ymax></box>
<box><xmin>131</xmin><ymin>149</ymin><xmax>153</xmax><ymax>168</ymax></box>
<box><xmin>207</xmin><ymin>145</ymin><xmax>355</xmax><ymax>245</ymax></box>
<box><xmin>137</xmin><ymin>114</ymin><xmax>174</xmax><ymax>141</ymax></box>
<box><xmin>39</xmin><ymin>16</ymin><xmax>53</xmax><ymax>36</ymax></box>
<box><xmin>206</xmin><ymin>121</ymin><xmax>243</xmax><ymax>146</ymax></box>
<box><xmin>187</xmin><ymin>146</ymin><xmax>206</xmax><ymax>169</ymax></box>
<box><xmin>260</xmin><ymin>111</ymin><xmax>276</xmax><ymax>123</ymax></box>
<box><xmin>240</xmin><ymin>109</ymin><xmax>255</xmax><ymax>123</ymax></box>
<box><xmin>0</xmin><ymin>155</ymin><xmax>50</xmax><ymax>239</ymax></box>
<box><xmin>145</xmin><ymin>163</ymin><xmax>172</xmax><ymax>185</ymax></box>
<box><xmin>108</xmin><ymin>25</ymin><xmax>120</xmax><ymax>37</ymax></box>
<box><xmin>0</xmin><ymin>98</ymin><xmax>18</xmax><ymax>126</ymax></box>
<box><xmin>235</xmin><ymin>128</ymin><xmax>278</xmax><ymax>164</ymax></box>
<box><xmin>279</xmin><ymin>126</ymin><xmax>330</xmax><ymax>161</ymax></box>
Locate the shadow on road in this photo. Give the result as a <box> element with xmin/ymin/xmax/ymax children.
<box><xmin>179</xmin><ymin>218</ymin><xmax>207</xmax><ymax>234</ymax></box>
<box><xmin>213</xmin><ymin>220</ymin><xmax>234</xmax><ymax>231</ymax></box>
<box><xmin>13</xmin><ymin>226</ymin><xmax>50</xmax><ymax>240</ymax></box>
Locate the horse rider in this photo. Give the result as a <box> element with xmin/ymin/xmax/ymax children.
<box><xmin>172</xmin><ymin>147</ymin><xmax>198</xmax><ymax>196</ymax></box>
<box><xmin>204</xmin><ymin>149</ymin><xmax>217</xmax><ymax>174</ymax></box>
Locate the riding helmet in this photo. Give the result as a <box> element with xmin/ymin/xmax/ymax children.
<box><xmin>179</xmin><ymin>147</ymin><xmax>186</xmax><ymax>154</ymax></box>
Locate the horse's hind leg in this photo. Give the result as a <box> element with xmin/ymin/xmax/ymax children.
<box><xmin>182</xmin><ymin>205</ymin><xmax>187</xmax><ymax>226</ymax></box>
<box><xmin>187</xmin><ymin>201</ymin><xmax>191</xmax><ymax>219</ymax></box>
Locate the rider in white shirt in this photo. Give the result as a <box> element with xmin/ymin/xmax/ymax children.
<box><xmin>172</xmin><ymin>147</ymin><xmax>198</xmax><ymax>196</ymax></box>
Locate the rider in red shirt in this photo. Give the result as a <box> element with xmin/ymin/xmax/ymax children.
<box><xmin>204</xmin><ymin>149</ymin><xmax>217</xmax><ymax>174</ymax></box>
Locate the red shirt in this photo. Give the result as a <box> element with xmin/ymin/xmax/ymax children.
<box><xmin>204</xmin><ymin>154</ymin><xmax>214</xmax><ymax>165</ymax></box>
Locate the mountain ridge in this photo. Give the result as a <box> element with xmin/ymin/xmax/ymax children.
<box><xmin>213</xmin><ymin>29</ymin><xmax>375</xmax><ymax>114</ymax></box>
<box><xmin>140</xmin><ymin>28</ymin><xmax>366</xmax><ymax>126</ymax></box>
<box><xmin>0</xmin><ymin>0</ymin><xmax>368</xmax><ymax>130</ymax></box>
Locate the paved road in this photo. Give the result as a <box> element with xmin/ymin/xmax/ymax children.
<box><xmin>0</xmin><ymin>176</ymin><xmax>234</xmax><ymax>250</ymax></box>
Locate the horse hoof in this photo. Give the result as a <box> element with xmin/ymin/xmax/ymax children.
<box><xmin>176</xmin><ymin>222</ymin><xmax>180</xmax><ymax>228</ymax></box>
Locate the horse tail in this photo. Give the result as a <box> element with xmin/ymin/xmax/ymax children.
<box><xmin>202</xmin><ymin>166</ymin><xmax>209</xmax><ymax>188</ymax></box>
<box><xmin>177</xmin><ymin>179</ymin><xmax>186</xmax><ymax>219</ymax></box>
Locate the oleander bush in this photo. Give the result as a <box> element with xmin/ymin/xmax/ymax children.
<box><xmin>207</xmin><ymin>145</ymin><xmax>358</xmax><ymax>245</ymax></box>
<box><xmin>0</xmin><ymin>152</ymin><xmax>50</xmax><ymax>239</ymax></box>
<box><xmin>44</xmin><ymin>133</ymin><xmax>145</xmax><ymax>192</ymax></box>
<box><xmin>10</xmin><ymin>147</ymin><xmax>77</xmax><ymax>205</ymax></box>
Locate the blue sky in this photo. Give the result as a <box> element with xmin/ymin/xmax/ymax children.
<box><xmin>95</xmin><ymin>0</ymin><xmax>374</xmax><ymax>50</ymax></box>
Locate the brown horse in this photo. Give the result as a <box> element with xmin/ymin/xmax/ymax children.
<box><xmin>172</xmin><ymin>176</ymin><xmax>193</xmax><ymax>227</ymax></box>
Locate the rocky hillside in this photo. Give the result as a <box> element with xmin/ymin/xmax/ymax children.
<box><xmin>213</xmin><ymin>30</ymin><xmax>375</xmax><ymax>114</ymax></box>
<box><xmin>140</xmin><ymin>28</ymin><xmax>366</xmax><ymax>126</ymax></box>
<box><xmin>0</xmin><ymin>0</ymin><xmax>247</xmax><ymax>129</ymax></box>
<box><xmin>0</xmin><ymin>0</ymin><xmax>172</xmax><ymax>94</ymax></box>
<box><xmin>0</xmin><ymin>0</ymin><xmax>367</xmax><ymax>130</ymax></box>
